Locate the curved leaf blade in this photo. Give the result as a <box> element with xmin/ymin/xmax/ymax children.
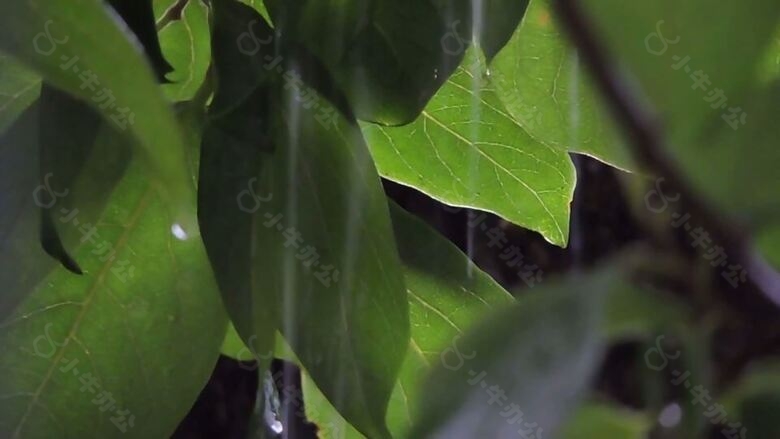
<box><xmin>300</xmin><ymin>202</ymin><xmax>515</xmax><ymax>438</ymax></box>
<box><xmin>0</xmin><ymin>0</ymin><xmax>198</xmax><ymax>231</ymax></box>
<box><xmin>158</xmin><ymin>0</ymin><xmax>211</xmax><ymax>101</ymax></box>
<box><xmin>363</xmin><ymin>52</ymin><xmax>575</xmax><ymax>246</ymax></box>
<box><xmin>489</xmin><ymin>0</ymin><xmax>634</xmax><ymax>171</ymax></box>
<box><xmin>0</xmin><ymin>157</ymin><xmax>226</xmax><ymax>438</ymax></box>
<box><xmin>410</xmin><ymin>270</ymin><xmax>614</xmax><ymax>439</ymax></box>
<box><xmin>197</xmin><ymin>5</ymin><xmax>409</xmax><ymax>437</ymax></box>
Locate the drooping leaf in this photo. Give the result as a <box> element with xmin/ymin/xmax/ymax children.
<box><xmin>0</xmin><ymin>146</ymin><xmax>226</xmax><ymax>438</ymax></box>
<box><xmin>266</xmin><ymin>0</ymin><xmax>464</xmax><ymax>125</ymax></box>
<box><xmin>266</xmin><ymin>0</ymin><xmax>534</xmax><ymax>124</ymax></box>
<box><xmin>363</xmin><ymin>50</ymin><xmax>575</xmax><ymax>246</ymax></box>
<box><xmin>0</xmin><ymin>104</ymin><xmax>53</xmax><ymax>322</ymax></box>
<box><xmin>197</xmin><ymin>5</ymin><xmax>409</xmax><ymax>437</ymax></box>
<box><xmin>489</xmin><ymin>0</ymin><xmax>634</xmax><ymax>171</ymax></box>
<box><xmin>1</xmin><ymin>91</ymin><xmax>113</xmax><ymax>319</ymax></box>
<box><xmin>578</xmin><ymin>1</ymin><xmax>780</xmax><ymax>226</ymax></box>
<box><xmin>667</xmin><ymin>82</ymin><xmax>780</xmax><ymax>226</ymax></box>
<box><xmin>244</xmin><ymin>85</ymin><xmax>410</xmax><ymax>439</ymax></box>
<box><xmin>409</xmin><ymin>269</ymin><xmax>618</xmax><ymax>439</ymax></box>
<box><xmin>37</xmin><ymin>86</ymin><xmax>105</xmax><ymax>274</ymax></box>
<box><xmin>197</xmin><ymin>0</ymin><xmax>278</xmax><ymax>381</ymax></box>
<box><xmin>0</xmin><ymin>0</ymin><xmax>199</xmax><ymax>231</ymax></box>
<box><xmin>581</xmin><ymin>0</ymin><xmax>780</xmax><ymax>146</ymax></box>
<box><xmin>0</xmin><ymin>54</ymin><xmax>40</xmax><ymax>134</ymax></box>
<box><xmin>300</xmin><ymin>201</ymin><xmax>515</xmax><ymax>438</ymax></box>
<box><xmin>158</xmin><ymin>0</ymin><xmax>211</xmax><ymax>101</ymax></box>
<box><xmin>431</xmin><ymin>0</ymin><xmax>531</xmax><ymax>62</ymax></box>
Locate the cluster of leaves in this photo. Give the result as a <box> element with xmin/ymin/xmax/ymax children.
<box><xmin>0</xmin><ymin>0</ymin><xmax>778</xmax><ymax>438</ymax></box>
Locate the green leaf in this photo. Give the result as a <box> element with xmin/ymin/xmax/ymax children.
<box><xmin>248</xmin><ymin>87</ymin><xmax>410</xmax><ymax>439</ymax></box>
<box><xmin>37</xmin><ymin>86</ymin><xmax>106</xmax><ymax>274</ymax></box>
<box><xmin>0</xmin><ymin>0</ymin><xmax>199</xmax><ymax>231</ymax></box>
<box><xmin>670</xmin><ymin>82</ymin><xmax>780</xmax><ymax>225</ymax></box>
<box><xmin>300</xmin><ymin>202</ymin><xmax>515</xmax><ymax>438</ymax></box>
<box><xmin>267</xmin><ymin>0</ymin><xmax>464</xmax><ymax>125</ymax></box>
<box><xmin>158</xmin><ymin>0</ymin><xmax>211</xmax><ymax>101</ymax></box>
<box><xmin>582</xmin><ymin>0</ymin><xmax>780</xmax><ymax>146</ymax></box>
<box><xmin>603</xmin><ymin>283</ymin><xmax>691</xmax><ymax>342</ymax></box>
<box><xmin>241</xmin><ymin>0</ymin><xmax>271</xmax><ymax>22</ymax></box>
<box><xmin>578</xmin><ymin>1</ymin><xmax>780</xmax><ymax>226</ymax></box>
<box><xmin>489</xmin><ymin>0</ymin><xmax>634</xmax><ymax>171</ymax></box>
<box><xmin>196</xmin><ymin>0</ymin><xmax>279</xmax><ymax>385</ymax></box>
<box><xmin>221</xmin><ymin>321</ymin><xmax>257</xmax><ymax>362</ymax></box>
<box><xmin>0</xmin><ymin>154</ymin><xmax>226</xmax><ymax>437</ymax></box>
<box><xmin>206</xmin><ymin>0</ymin><xmax>275</xmax><ymax>117</ymax></box>
<box><xmin>409</xmin><ymin>269</ymin><xmax>617</xmax><ymax>438</ymax></box>
<box><xmin>153</xmin><ymin>0</ymin><xmax>179</xmax><ymax>21</ymax></box>
<box><xmin>477</xmin><ymin>0</ymin><xmax>532</xmax><ymax>62</ymax></box>
<box><xmin>363</xmin><ymin>51</ymin><xmax>575</xmax><ymax>246</ymax></box>
<box><xmin>197</xmin><ymin>5</ymin><xmax>409</xmax><ymax>437</ymax></box>
<box><xmin>560</xmin><ymin>403</ymin><xmax>651</xmax><ymax>439</ymax></box>
<box><xmin>0</xmin><ymin>54</ymin><xmax>40</xmax><ymax>134</ymax></box>
<box><xmin>0</xmin><ymin>104</ymin><xmax>54</xmax><ymax>322</ymax></box>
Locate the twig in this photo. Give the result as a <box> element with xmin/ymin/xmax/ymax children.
<box><xmin>552</xmin><ymin>0</ymin><xmax>780</xmax><ymax>307</ymax></box>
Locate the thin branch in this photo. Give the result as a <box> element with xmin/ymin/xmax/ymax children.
<box><xmin>552</xmin><ymin>0</ymin><xmax>780</xmax><ymax>307</ymax></box>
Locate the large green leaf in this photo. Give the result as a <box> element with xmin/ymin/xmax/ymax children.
<box><xmin>37</xmin><ymin>86</ymin><xmax>105</xmax><ymax>274</ymax></box>
<box><xmin>300</xmin><ymin>202</ymin><xmax>515</xmax><ymax>438</ymax></box>
<box><xmin>0</xmin><ymin>54</ymin><xmax>40</xmax><ymax>134</ymax></box>
<box><xmin>671</xmin><ymin>82</ymin><xmax>780</xmax><ymax>226</ymax></box>
<box><xmin>158</xmin><ymin>0</ymin><xmax>211</xmax><ymax>101</ymax></box>
<box><xmin>266</xmin><ymin>0</ymin><xmax>464</xmax><ymax>125</ymax></box>
<box><xmin>196</xmin><ymin>0</ymin><xmax>279</xmax><ymax>386</ymax></box>
<box><xmin>578</xmin><ymin>1</ymin><xmax>780</xmax><ymax>227</ymax></box>
<box><xmin>363</xmin><ymin>51</ymin><xmax>575</xmax><ymax>246</ymax></box>
<box><xmin>0</xmin><ymin>0</ymin><xmax>198</xmax><ymax>231</ymax></box>
<box><xmin>409</xmin><ymin>270</ymin><xmax>616</xmax><ymax>438</ymax></box>
<box><xmin>582</xmin><ymin>0</ymin><xmax>780</xmax><ymax>146</ymax></box>
<box><xmin>266</xmin><ymin>0</ymin><xmax>533</xmax><ymax>124</ymax></box>
<box><xmin>429</xmin><ymin>0</ymin><xmax>530</xmax><ymax>62</ymax></box>
<box><xmin>489</xmin><ymin>0</ymin><xmax>633</xmax><ymax>171</ymax></box>
<box><xmin>249</xmin><ymin>87</ymin><xmax>409</xmax><ymax>439</ymax></box>
<box><xmin>0</xmin><ymin>152</ymin><xmax>226</xmax><ymax>438</ymax></box>
<box><xmin>197</xmin><ymin>4</ymin><xmax>408</xmax><ymax>437</ymax></box>
<box><xmin>299</xmin><ymin>248</ymin><xmax>688</xmax><ymax>438</ymax></box>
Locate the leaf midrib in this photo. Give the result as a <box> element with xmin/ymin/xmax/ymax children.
<box><xmin>12</xmin><ymin>186</ymin><xmax>154</xmax><ymax>437</ymax></box>
<box><xmin>419</xmin><ymin>109</ymin><xmax>565</xmax><ymax>243</ymax></box>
